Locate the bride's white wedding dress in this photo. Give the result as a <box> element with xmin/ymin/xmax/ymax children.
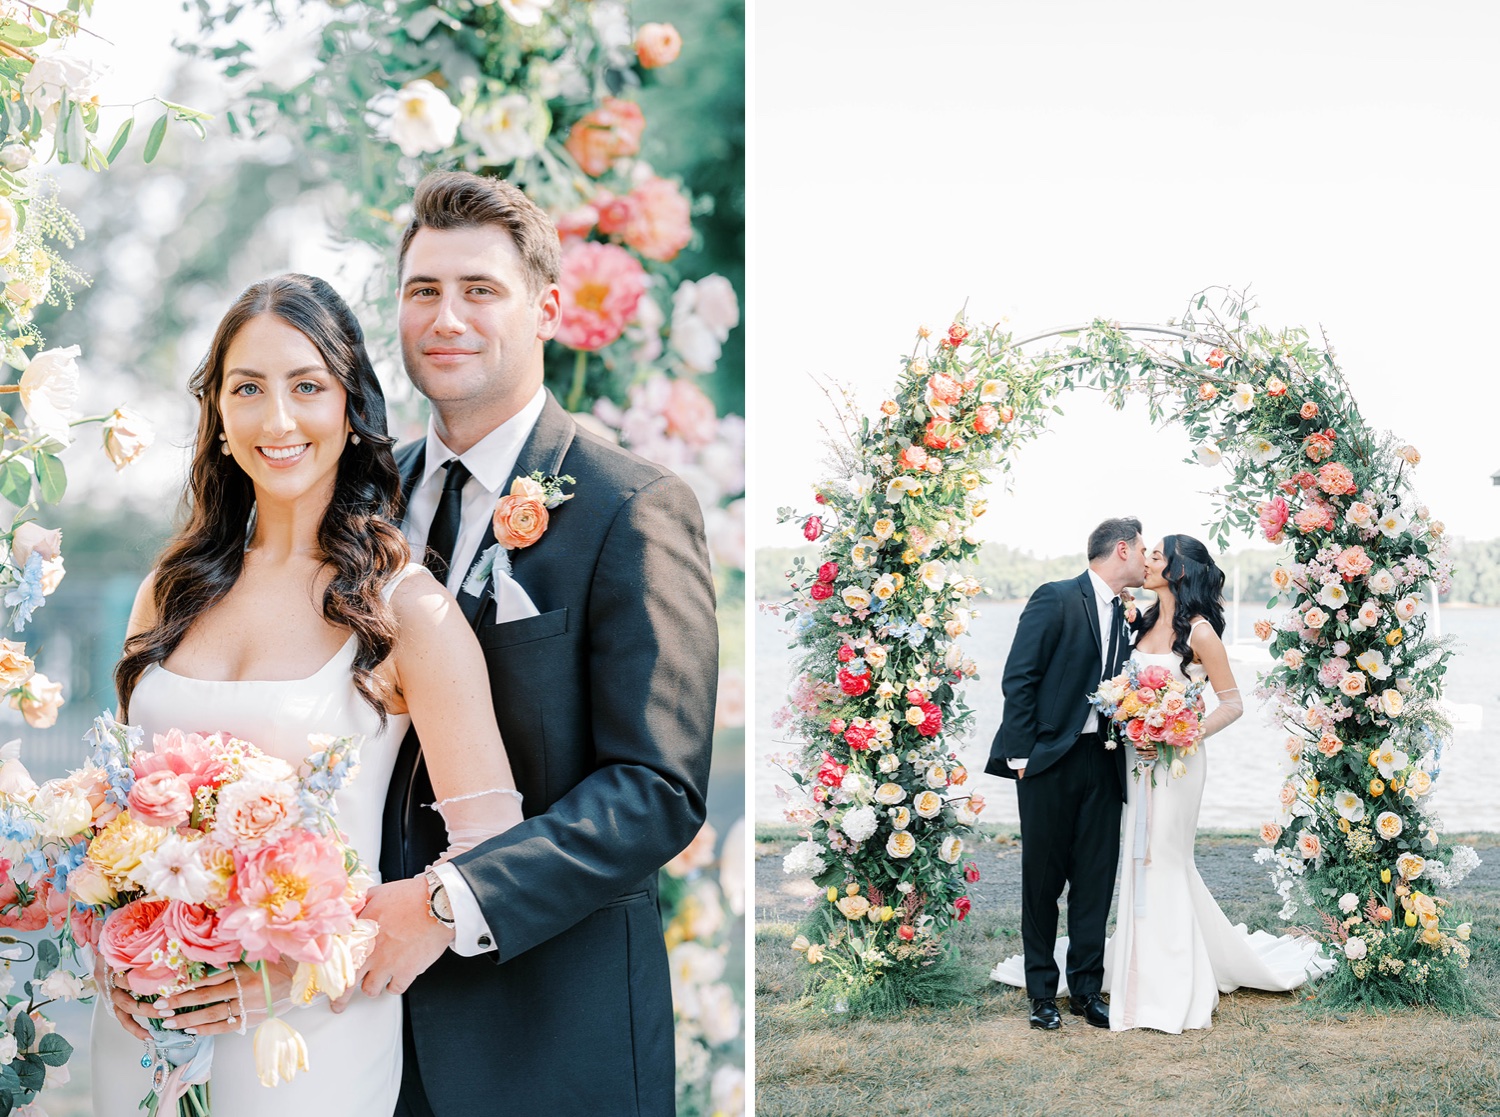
<box><xmin>89</xmin><ymin>564</ymin><xmax>422</xmax><ymax>1116</ymax></box>
<box><xmin>992</xmin><ymin>632</ymin><xmax>1331</xmax><ymax>1032</ymax></box>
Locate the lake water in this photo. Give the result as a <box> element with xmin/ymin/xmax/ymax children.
<box><xmin>754</xmin><ymin>600</ymin><xmax>1500</xmax><ymax>831</ymax></box>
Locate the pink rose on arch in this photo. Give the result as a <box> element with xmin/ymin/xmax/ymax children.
<box><xmin>564</xmin><ymin>97</ymin><xmax>645</xmax><ymax>177</ymax></box>
<box><xmin>1317</xmin><ymin>461</ymin><xmax>1356</xmax><ymax>496</ymax></box>
<box><xmin>98</xmin><ymin>898</ymin><xmax>176</xmax><ymax>994</ymax></box>
<box><xmin>162</xmin><ymin>900</ymin><xmax>242</xmax><ymax>968</ymax></box>
<box><xmin>555</xmin><ymin>241</ymin><xmax>648</xmax><ymax>352</ymax></box>
<box><xmin>973</xmin><ymin>405</ymin><xmax>999</xmax><ymax>435</ymax></box>
<box><xmin>1335</xmin><ymin>545</ymin><xmax>1374</xmax><ymax>582</ymax></box>
<box><xmin>899</xmin><ymin>444</ymin><xmax>929</xmax><ymax>472</ymax></box>
<box><xmin>1137</xmin><ymin>665</ymin><xmax>1172</xmax><ymax>690</ymax></box>
<box><xmin>219</xmin><ymin>830</ymin><xmax>356</xmax><ymax>965</ymax></box>
<box><xmin>619</xmin><ymin>176</ymin><xmax>693</xmax><ymax>262</ymax></box>
<box><xmin>662</xmin><ymin>378</ymin><xmax>719</xmax><ymax>447</ymax></box>
<box><xmin>1258</xmin><ymin>497</ymin><xmax>1289</xmax><ymax>543</ymax></box>
<box><xmin>808</xmin><ymin>582</ymin><xmax>833</xmax><ymax>602</ymax></box>
<box><xmin>127</xmin><ymin>769</ymin><xmax>194</xmax><ymax>829</ymax></box>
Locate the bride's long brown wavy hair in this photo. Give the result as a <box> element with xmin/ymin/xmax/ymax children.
<box><xmin>115</xmin><ymin>274</ymin><xmax>410</xmax><ymax>723</ymax></box>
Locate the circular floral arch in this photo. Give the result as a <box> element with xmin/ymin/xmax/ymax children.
<box><xmin>774</xmin><ymin>289</ymin><xmax>1475</xmax><ymax>1013</ymax></box>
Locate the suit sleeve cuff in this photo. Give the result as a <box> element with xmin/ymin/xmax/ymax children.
<box><xmin>1006</xmin><ymin>758</ymin><xmax>1027</xmax><ymax>770</ymax></box>
<box><xmin>432</xmin><ymin>861</ymin><xmax>497</xmax><ymax>956</ymax></box>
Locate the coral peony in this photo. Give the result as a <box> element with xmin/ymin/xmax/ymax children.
<box><xmin>220</xmin><ymin>830</ymin><xmax>357</xmax><ymax>964</ymax></box>
<box><xmin>555</xmin><ymin>241</ymin><xmax>648</xmax><ymax>351</ymax></box>
<box><xmin>564</xmin><ymin>97</ymin><xmax>645</xmax><ymax>177</ymax></box>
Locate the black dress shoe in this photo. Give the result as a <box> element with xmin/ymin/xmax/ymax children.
<box><xmin>1029</xmin><ymin>997</ymin><xmax>1061</xmax><ymax>1030</ymax></box>
<box><xmin>1069</xmin><ymin>992</ymin><xmax>1110</xmax><ymax>1028</ymax></box>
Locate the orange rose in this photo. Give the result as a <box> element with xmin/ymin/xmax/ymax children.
<box><xmin>634</xmin><ymin>22</ymin><xmax>682</xmax><ymax>68</ymax></box>
<box><xmin>494</xmin><ymin>494</ymin><xmax>549</xmax><ymax>549</ymax></box>
<box><xmin>1300</xmin><ymin>401</ymin><xmax>1319</xmax><ymax>420</ymax></box>
<box><xmin>1260</xmin><ymin>821</ymin><xmax>1282</xmax><ymax>844</ymax></box>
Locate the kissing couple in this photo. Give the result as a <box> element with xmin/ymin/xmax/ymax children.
<box><xmin>91</xmin><ymin>170</ymin><xmax>718</xmax><ymax>1115</ymax></box>
<box><xmin>988</xmin><ymin>517</ymin><xmax>1328</xmax><ymax>1033</ymax></box>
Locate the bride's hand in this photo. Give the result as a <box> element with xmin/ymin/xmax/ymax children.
<box><xmin>113</xmin><ymin>961</ymin><xmax>295</xmax><ymax>1037</ymax></box>
<box><xmin>1134</xmin><ymin>741</ymin><xmax>1158</xmax><ymax>762</ymax></box>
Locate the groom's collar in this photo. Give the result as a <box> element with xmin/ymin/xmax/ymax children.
<box><xmin>417</xmin><ymin>386</ymin><xmax>547</xmax><ymax>495</ymax></box>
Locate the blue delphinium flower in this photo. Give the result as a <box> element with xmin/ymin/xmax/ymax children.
<box><xmin>50</xmin><ymin>839</ymin><xmax>87</xmax><ymax>892</ymax></box>
<box><xmin>4</xmin><ymin>552</ymin><xmax>45</xmax><ymax>632</ymax></box>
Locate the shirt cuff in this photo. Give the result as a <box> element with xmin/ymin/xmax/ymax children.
<box><xmin>1007</xmin><ymin>758</ymin><xmax>1027</xmax><ymax>770</ymax></box>
<box><xmin>432</xmin><ymin>861</ymin><xmax>496</xmax><ymax>956</ymax></box>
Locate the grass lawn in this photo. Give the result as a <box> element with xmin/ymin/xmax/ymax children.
<box><xmin>755</xmin><ymin>828</ymin><xmax>1500</xmax><ymax>1117</ymax></box>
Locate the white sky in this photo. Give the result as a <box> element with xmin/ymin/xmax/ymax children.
<box><xmin>747</xmin><ymin>0</ymin><xmax>1500</xmax><ymax>562</ymax></box>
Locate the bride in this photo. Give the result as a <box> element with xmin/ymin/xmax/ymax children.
<box><xmin>993</xmin><ymin>534</ymin><xmax>1328</xmax><ymax>1032</ymax></box>
<box><xmin>91</xmin><ymin>274</ymin><xmax>523</xmax><ymax>1113</ymax></box>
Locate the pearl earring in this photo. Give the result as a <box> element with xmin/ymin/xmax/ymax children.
<box><xmin>350</xmin><ymin>434</ymin><xmax>360</xmax><ymax>445</ymax></box>
<box><xmin>218</xmin><ymin>432</ymin><xmax>230</xmax><ymax>456</ymax></box>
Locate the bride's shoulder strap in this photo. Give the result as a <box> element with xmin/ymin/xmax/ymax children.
<box><xmin>1187</xmin><ymin>616</ymin><xmax>1215</xmax><ymax>638</ymax></box>
<box><xmin>381</xmin><ymin>561</ymin><xmax>433</xmax><ymax>603</ymax></box>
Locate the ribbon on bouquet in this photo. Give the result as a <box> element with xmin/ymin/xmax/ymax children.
<box><xmin>1131</xmin><ymin>763</ymin><xmax>1154</xmax><ymax>919</ymax></box>
<box><xmin>147</xmin><ymin>1029</ymin><xmax>215</xmax><ymax>1112</ymax></box>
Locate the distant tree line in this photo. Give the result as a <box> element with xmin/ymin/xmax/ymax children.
<box><xmin>757</xmin><ymin>538</ymin><xmax>1500</xmax><ymax>606</ymax></box>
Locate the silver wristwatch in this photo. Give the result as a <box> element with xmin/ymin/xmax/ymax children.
<box><xmin>424</xmin><ymin>868</ymin><xmax>455</xmax><ymax>928</ymax></box>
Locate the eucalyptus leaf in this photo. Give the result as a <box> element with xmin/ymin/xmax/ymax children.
<box><xmin>143</xmin><ymin>113</ymin><xmax>169</xmax><ymax>163</ymax></box>
<box><xmin>106</xmin><ymin>116</ymin><xmax>134</xmax><ymax>163</ymax></box>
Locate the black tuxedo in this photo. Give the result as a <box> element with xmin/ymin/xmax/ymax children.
<box><xmin>380</xmin><ymin>392</ymin><xmax>717</xmax><ymax>1115</ymax></box>
<box><xmin>984</xmin><ymin>572</ymin><xmax>1131</xmax><ymax>999</ymax></box>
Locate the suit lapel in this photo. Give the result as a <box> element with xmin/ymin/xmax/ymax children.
<box><xmin>1077</xmin><ymin>572</ymin><xmax>1102</xmax><ymax>653</ymax></box>
<box><xmin>396</xmin><ymin>441</ymin><xmax>426</xmax><ymax>518</ymax></box>
<box><xmin>451</xmin><ymin>393</ymin><xmax>578</xmax><ymax>630</ymax></box>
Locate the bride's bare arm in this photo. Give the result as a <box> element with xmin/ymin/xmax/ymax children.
<box><xmin>352</xmin><ymin>570</ymin><xmax>523</xmax><ymax>999</ymax></box>
<box><xmin>1189</xmin><ymin>620</ymin><xmax>1242</xmax><ymax>738</ymax></box>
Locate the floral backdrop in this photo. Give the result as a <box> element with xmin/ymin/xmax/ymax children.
<box><xmin>774</xmin><ymin>291</ymin><xmax>1475</xmax><ymax>1015</ymax></box>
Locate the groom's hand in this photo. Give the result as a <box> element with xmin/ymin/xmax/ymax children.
<box><xmin>355</xmin><ymin>877</ymin><xmax>455</xmax><ymax>998</ymax></box>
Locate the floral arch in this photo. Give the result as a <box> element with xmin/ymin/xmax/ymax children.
<box><xmin>775</xmin><ymin>289</ymin><xmax>1474</xmax><ymax>1013</ymax></box>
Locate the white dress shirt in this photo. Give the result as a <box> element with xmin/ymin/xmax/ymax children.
<box><xmin>401</xmin><ymin>386</ymin><xmax>546</xmax><ymax>955</ymax></box>
<box><xmin>1009</xmin><ymin>568</ymin><xmax>1119</xmax><ymax>772</ymax></box>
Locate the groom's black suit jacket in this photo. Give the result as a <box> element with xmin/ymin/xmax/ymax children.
<box><xmin>379</xmin><ymin>392</ymin><xmax>717</xmax><ymax>1116</ymax></box>
<box><xmin>984</xmin><ymin>571</ymin><xmax>1129</xmax><ymax>798</ymax></box>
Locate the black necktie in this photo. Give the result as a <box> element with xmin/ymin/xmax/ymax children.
<box><xmin>423</xmin><ymin>460</ymin><xmax>471</xmax><ymax>583</ymax></box>
<box><xmin>1103</xmin><ymin>596</ymin><xmax>1125</xmax><ymax>680</ymax></box>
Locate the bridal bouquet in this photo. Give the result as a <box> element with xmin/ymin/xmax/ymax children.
<box><xmin>44</xmin><ymin>714</ymin><xmax>374</xmax><ymax>1116</ymax></box>
<box><xmin>1090</xmin><ymin>661</ymin><xmax>1209</xmax><ymax>781</ymax></box>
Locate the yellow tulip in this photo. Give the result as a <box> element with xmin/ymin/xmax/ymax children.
<box><xmin>1381</xmin><ymin>869</ymin><xmax>1392</xmax><ymax>884</ymax></box>
<box><xmin>253</xmin><ymin>1018</ymin><xmax>309</xmax><ymax>1087</ymax></box>
<box><xmin>1404</xmin><ymin>911</ymin><xmax>1418</xmax><ymax>928</ymax></box>
<box><xmin>826</xmin><ymin>886</ymin><xmax>839</xmax><ymax>904</ymax></box>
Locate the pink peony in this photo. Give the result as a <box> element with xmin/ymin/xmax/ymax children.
<box><xmin>620</xmin><ymin>176</ymin><xmax>693</xmax><ymax>262</ymax></box>
<box><xmin>98</xmin><ymin>898</ymin><xmax>176</xmax><ymax>994</ymax></box>
<box><xmin>555</xmin><ymin>241</ymin><xmax>648</xmax><ymax>351</ymax></box>
<box><xmin>132</xmin><ymin>729</ymin><xmax>227</xmax><ymax>793</ymax></box>
<box><xmin>564</xmin><ymin>97</ymin><xmax>645</xmax><ymax>177</ymax></box>
<box><xmin>162</xmin><ymin>900</ymin><xmax>243</xmax><ymax>968</ymax></box>
<box><xmin>1258</xmin><ymin>497</ymin><xmax>1289</xmax><ymax>543</ymax></box>
<box><xmin>219</xmin><ymin>830</ymin><xmax>357</xmax><ymax>965</ymax></box>
<box><xmin>662</xmin><ymin>378</ymin><xmax>718</xmax><ymax>447</ymax></box>
<box><xmin>1137</xmin><ymin>665</ymin><xmax>1172</xmax><ymax>691</ymax></box>
<box><xmin>127</xmin><ymin>769</ymin><xmax>194</xmax><ymax>829</ymax></box>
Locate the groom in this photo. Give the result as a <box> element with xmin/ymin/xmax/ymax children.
<box><xmin>360</xmin><ymin>171</ymin><xmax>718</xmax><ymax>1114</ymax></box>
<box><xmin>985</xmin><ymin>517</ymin><xmax>1144</xmax><ymax>1031</ymax></box>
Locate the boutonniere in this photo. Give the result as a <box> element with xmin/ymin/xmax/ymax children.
<box><xmin>464</xmin><ymin>472</ymin><xmax>576</xmax><ymax>596</ymax></box>
<box><xmin>1120</xmin><ymin>589</ymin><xmax>1138</xmax><ymax>626</ymax></box>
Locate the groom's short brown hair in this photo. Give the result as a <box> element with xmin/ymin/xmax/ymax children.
<box><xmin>1087</xmin><ymin>517</ymin><xmax>1143</xmax><ymax>561</ymax></box>
<box><xmin>398</xmin><ymin>171</ymin><xmax>561</xmax><ymax>295</ymax></box>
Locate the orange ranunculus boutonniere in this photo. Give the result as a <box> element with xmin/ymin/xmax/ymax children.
<box><xmin>464</xmin><ymin>472</ymin><xmax>576</xmax><ymax>597</ymax></box>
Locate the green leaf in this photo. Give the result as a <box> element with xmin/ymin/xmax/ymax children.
<box><xmin>34</xmin><ymin>1033</ymin><xmax>69</xmax><ymax>1068</ymax></box>
<box><xmin>0</xmin><ymin>461</ymin><xmax>28</xmax><ymax>507</ymax></box>
<box><xmin>33</xmin><ymin>453</ymin><xmax>64</xmax><ymax>505</ymax></box>
<box><xmin>106</xmin><ymin>115</ymin><xmax>133</xmax><ymax>163</ymax></box>
<box><xmin>62</xmin><ymin>104</ymin><xmax>85</xmax><ymax>165</ymax></box>
<box><xmin>143</xmin><ymin>113</ymin><xmax>169</xmax><ymax>163</ymax></box>
<box><xmin>32</xmin><ymin>940</ymin><xmax>56</xmax><ymax>982</ymax></box>
<box><xmin>10</xmin><ymin>1010</ymin><xmax>32</xmax><ymax>1051</ymax></box>
<box><xmin>12</xmin><ymin>1056</ymin><xmax>39</xmax><ymax>1094</ymax></box>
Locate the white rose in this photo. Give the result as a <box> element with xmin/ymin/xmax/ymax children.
<box><xmin>38</xmin><ymin>968</ymin><xmax>91</xmax><ymax>1001</ymax></box>
<box><xmin>463</xmin><ymin>93</ymin><xmax>536</xmax><ymax>165</ymax></box>
<box><xmin>19</xmin><ymin>345</ymin><xmax>81</xmax><ymax>447</ymax></box>
<box><xmin>379</xmin><ymin>80</ymin><xmax>462</xmax><ymax>157</ymax></box>
<box><xmin>1338</xmin><ymin>892</ymin><xmax>1359</xmax><ymax>914</ymax></box>
<box><xmin>1344</xmin><ymin>936</ymin><xmax>1367</xmax><ymax>960</ymax></box>
<box><xmin>0</xmin><ymin>1033</ymin><xmax>15</xmax><ymax>1064</ymax></box>
<box><xmin>913</xmin><ymin>790</ymin><xmax>943</xmax><ymax>818</ymax></box>
<box><xmin>874</xmin><ymin>782</ymin><xmax>906</xmax><ymax>806</ymax></box>
<box><xmin>939</xmin><ymin>836</ymin><xmax>963</xmax><ymax>864</ymax></box>
<box><xmin>840</xmin><ymin>585</ymin><xmax>871</xmax><ymax>611</ymax></box>
<box><xmin>1379</xmin><ymin>689</ymin><xmax>1404</xmax><ymax>717</ymax></box>
<box><xmin>1367</xmin><ymin>568</ymin><xmax>1396</xmax><ymax>595</ymax></box>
